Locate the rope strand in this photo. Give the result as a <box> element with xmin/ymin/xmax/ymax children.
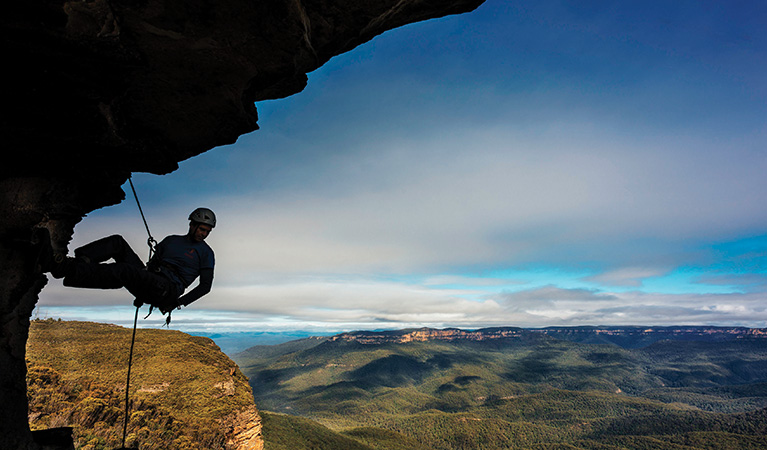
<box><xmin>120</xmin><ymin>175</ymin><xmax>157</xmax><ymax>448</ymax></box>
<box><xmin>128</xmin><ymin>176</ymin><xmax>157</xmax><ymax>259</ymax></box>
<box><xmin>122</xmin><ymin>305</ymin><xmax>140</xmax><ymax>448</ymax></box>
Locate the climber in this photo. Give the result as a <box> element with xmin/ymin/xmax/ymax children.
<box><xmin>37</xmin><ymin>208</ymin><xmax>216</xmax><ymax>313</ymax></box>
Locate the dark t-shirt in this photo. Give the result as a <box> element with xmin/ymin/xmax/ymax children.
<box><xmin>154</xmin><ymin>234</ymin><xmax>215</xmax><ymax>291</ymax></box>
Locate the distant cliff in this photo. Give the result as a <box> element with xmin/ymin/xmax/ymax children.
<box><xmin>329</xmin><ymin>326</ymin><xmax>767</xmax><ymax>347</ymax></box>
<box><xmin>27</xmin><ymin>320</ymin><xmax>262</xmax><ymax>450</ymax></box>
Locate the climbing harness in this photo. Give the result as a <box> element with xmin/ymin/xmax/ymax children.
<box><xmin>128</xmin><ymin>175</ymin><xmax>175</xmax><ymax>326</ymax></box>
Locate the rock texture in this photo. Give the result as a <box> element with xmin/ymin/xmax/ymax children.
<box><xmin>225</xmin><ymin>406</ymin><xmax>263</xmax><ymax>450</ymax></box>
<box><xmin>0</xmin><ymin>0</ymin><xmax>484</xmax><ymax>448</ymax></box>
<box><xmin>330</xmin><ymin>327</ymin><xmax>527</xmax><ymax>344</ymax></box>
<box><xmin>330</xmin><ymin>326</ymin><xmax>767</xmax><ymax>345</ymax></box>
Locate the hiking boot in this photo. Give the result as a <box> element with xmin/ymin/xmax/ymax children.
<box><xmin>31</xmin><ymin>228</ymin><xmax>73</xmax><ymax>278</ymax></box>
<box><xmin>50</xmin><ymin>255</ymin><xmax>75</xmax><ymax>279</ymax></box>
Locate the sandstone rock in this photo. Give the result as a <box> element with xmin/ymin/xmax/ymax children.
<box><xmin>224</xmin><ymin>406</ymin><xmax>263</xmax><ymax>450</ymax></box>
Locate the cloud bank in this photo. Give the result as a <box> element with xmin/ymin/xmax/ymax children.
<box><xmin>38</xmin><ymin>0</ymin><xmax>767</xmax><ymax>332</ymax></box>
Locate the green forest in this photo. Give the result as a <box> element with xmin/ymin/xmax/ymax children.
<box><xmin>235</xmin><ymin>331</ymin><xmax>767</xmax><ymax>450</ymax></box>
<box><xmin>26</xmin><ymin>321</ymin><xmax>767</xmax><ymax>449</ymax></box>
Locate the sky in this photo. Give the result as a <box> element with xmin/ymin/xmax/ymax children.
<box><xmin>37</xmin><ymin>0</ymin><xmax>767</xmax><ymax>335</ymax></box>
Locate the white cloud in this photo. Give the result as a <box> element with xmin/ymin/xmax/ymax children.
<box><xmin>39</xmin><ymin>277</ymin><xmax>767</xmax><ymax>332</ymax></box>
<box><xmin>584</xmin><ymin>267</ymin><xmax>670</xmax><ymax>287</ymax></box>
<box><xmin>35</xmin><ymin>0</ymin><xmax>767</xmax><ymax>333</ymax></box>
<box><xmin>205</xmin><ymin>120</ymin><xmax>767</xmax><ymax>280</ymax></box>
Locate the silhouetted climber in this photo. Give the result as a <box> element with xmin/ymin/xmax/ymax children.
<box><xmin>36</xmin><ymin>208</ymin><xmax>216</xmax><ymax>314</ymax></box>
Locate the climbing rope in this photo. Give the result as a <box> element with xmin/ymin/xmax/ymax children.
<box><xmin>121</xmin><ymin>176</ymin><xmax>179</xmax><ymax>448</ymax></box>
<box><xmin>121</xmin><ymin>305</ymin><xmax>140</xmax><ymax>449</ymax></box>
<box><xmin>128</xmin><ymin>175</ymin><xmax>157</xmax><ymax>260</ymax></box>
<box><xmin>121</xmin><ymin>175</ymin><xmax>156</xmax><ymax>449</ymax></box>
<box><xmin>127</xmin><ymin>175</ymin><xmax>169</xmax><ymax>323</ymax></box>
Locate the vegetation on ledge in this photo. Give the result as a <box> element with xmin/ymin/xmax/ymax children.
<box><xmin>26</xmin><ymin>319</ymin><xmax>259</xmax><ymax>450</ymax></box>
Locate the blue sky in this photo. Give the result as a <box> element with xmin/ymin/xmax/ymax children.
<box><xmin>38</xmin><ymin>0</ymin><xmax>767</xmax><ymax>333</ymax></box>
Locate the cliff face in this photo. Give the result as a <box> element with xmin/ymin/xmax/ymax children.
<box><xmin>0</xmin><ymin>1</ymin><xmax>484</xmax><ymax>448</ymax></box>
<box><xmin>329</xmin><ymin>326</ymin><xmax>767</xmax><ymax>346</ymax></box>
<box><xmin>225</xmin><ymin>406</ymin><xmax>263</xmax><ymax>450</ymax></box>
<box><xmin>27</xmin><ymin>320</ymin><xmax>262</xmax><ymax>449</ymax></box>
<box><xmin>330</xmin><ymin>327</ymin><xmax>526</xmax><ymax>344</ymax></box>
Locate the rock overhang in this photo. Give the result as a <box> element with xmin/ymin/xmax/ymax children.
<box><xmin>0</xmin><ymin>1</ymin><xmax>486</xmax><ymax>448</ymax></box>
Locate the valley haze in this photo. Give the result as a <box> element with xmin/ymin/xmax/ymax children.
<box><xmin>190</xmin><ymin>325</ymin><xmax>766</xmax><ymax>356</ymax></box>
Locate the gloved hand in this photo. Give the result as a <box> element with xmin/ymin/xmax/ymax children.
<box><xmin>160</xmin><ymin>299</ymin><xmax>181</xmax><ymax>315</ymax></box>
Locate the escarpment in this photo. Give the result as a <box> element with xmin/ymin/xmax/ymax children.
<box><xmin>27</xmin><ymin>320</ymin><xmax>263</xmax><ymax>449</ymax></box>
<box><xmin>0</xmin><ymin>0</ymin><xmax>484</xmax><ymax>448</ymax></box>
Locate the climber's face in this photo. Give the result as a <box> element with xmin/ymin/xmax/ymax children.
<box><xmin>189</xmin><ymin>223</ymin><xmax>213</xmax><ymax>242</ymax></box>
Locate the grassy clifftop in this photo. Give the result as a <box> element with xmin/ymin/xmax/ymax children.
<box><xmin>26</xmin><ymin>319</ymin><xmax>261</xmax><ymax>450</ymax></box>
